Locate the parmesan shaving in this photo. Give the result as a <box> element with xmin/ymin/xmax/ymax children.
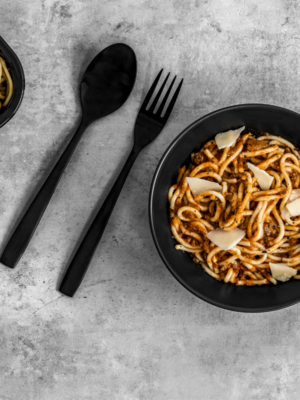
<box><xmin>215</xmin><ymin>126</ymin><xmax>245</xmax><ymax>150</ymax></box>
<box><xmin>247</xmin><ymin>162</ymin><xmax>274</xmax><ymax>191</ymax></box>
<box><xmin>186</xmin><ymin>177</ymin><xmax>222</xmax><ymax>197</ymax></box>
<box><xmin>269</xmin><ymin>263</ymin><xmax>297</xmax><ymax>282</ymax></box>
<box><xmin>206</xmin><ymin>228</ymin><xmax>245</xmax><ymax>251</ymax></box>
<box><xmin>281</xmin><ymin>189</ymin><xmax>300</xmax><ymax>219</ymax></box>
<box><xmin>286</xmin><ymin>198</ymin><xmax>300</xmax><ymax>217</ymax></box>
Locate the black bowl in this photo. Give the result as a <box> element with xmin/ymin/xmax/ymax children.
<box><xmin>149</xmin><ymin>103</ymin><xmax>300</xmax><ymax>313</ymax></box>
<box><xmin>0</xmin><ymin>36</ymin><xmax>25</xmax><ymax>128</ymax></box>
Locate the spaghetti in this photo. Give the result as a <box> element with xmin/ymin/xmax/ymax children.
<box><xmin>169</xmin><ymin>129</ymin><xmax>300</xmax><ymax>285</ymax></box>
<box><xmin>0</xmin><ymin>56</ymin><xmax>13</xmax><ymax>110</ymax></box>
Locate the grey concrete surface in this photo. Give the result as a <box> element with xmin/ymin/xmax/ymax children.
<box><xmin>1</xmin><ymin>0</ymin><xmax>300</xmax><ymax>399</ymax></box>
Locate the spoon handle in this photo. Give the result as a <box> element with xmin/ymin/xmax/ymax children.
<box><xmin>0</xmin><ymin>119</ymin><xmax>89</xmax><ymax>268</ymax></box>
<box><xmin>59</xmin><ymin>146</ymin><xmax>140</xmax><ymax>297</ymax></box>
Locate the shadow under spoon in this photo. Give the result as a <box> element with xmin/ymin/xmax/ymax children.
<box><xmin>0</xmin><ymin>43</ymin><xmax>137</xmax><ymax>268</ymax></box>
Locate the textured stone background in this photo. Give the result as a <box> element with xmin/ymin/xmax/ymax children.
<box><xmin>1</xmin><ymin>0</ymin><xmax>300</xmax><ymax>399</ymax></box>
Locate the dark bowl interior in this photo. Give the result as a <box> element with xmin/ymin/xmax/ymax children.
<box><xmin>0</xmin><ymin>36</ymin><xmax>25</xmax><ymax>128</ymax></box>
<box><xmin>149</xmin><ymin>104</ymin><xmax>300</xmax><ymax>313</ymax></box>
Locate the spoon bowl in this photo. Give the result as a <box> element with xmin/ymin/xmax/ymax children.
<box><xmin>0</xmin><ymin>43</ymin><xmax>137</xmax><ymax>269</ymax></box>
<box><xmin>81</xmin><ymin>43</ymin><xmax>136</xmax><ymax>122</ymax></box>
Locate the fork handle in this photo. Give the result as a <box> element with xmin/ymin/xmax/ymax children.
<box><xmin>59</xmin><ymin>145</ymin><xmax>141</xmax><ymax>297</ymax></box>
<box><xmin>0</xmin><ymin>118</ymin><xmax>89</xmax><ymax>268</ymax></box>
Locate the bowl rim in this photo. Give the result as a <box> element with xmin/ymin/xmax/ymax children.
<box><xmin>149</xmin><ymin>102</ymin><xmax>300</xmax><ymax>313</ymax></box>
<box><xmin>0</xmin><ymin>35</ymin><xmax>25</xmax><ymax>129</ymax></box>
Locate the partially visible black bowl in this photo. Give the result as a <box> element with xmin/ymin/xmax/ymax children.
<box><xmin>149</xmin><ymin>104</ymin><xmax>300</xmax><ymax>313</ymax></box>
<box><xmin>0</xmin><ymin>36</ymin><xmax>25</xmax><ymax>129</ymax></box>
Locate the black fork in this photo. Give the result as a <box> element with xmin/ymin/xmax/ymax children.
<box><xmin>59</xmin><ymin>70</ymin><xmax>183</xmax><ymax>296</ymax></box>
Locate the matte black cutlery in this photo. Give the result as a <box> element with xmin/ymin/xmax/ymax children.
<box><xmin>59</xmin><ymin>69</ymin><xmax>183</xmax><ymax>296</ymax></box>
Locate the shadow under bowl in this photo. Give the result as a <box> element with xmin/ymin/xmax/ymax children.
<box><xmin>0</xmin><ymin>36</ymin><xmax>25</xmax><ymax>129</ymax></box>
<box><xmin>149</xmin><ymin>103</ymin><xmax>300</xmax><ymax>313</ymax></box>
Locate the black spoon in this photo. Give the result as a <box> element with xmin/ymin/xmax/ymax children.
<box><xmin>0</xmin><ymin>43</ymin><xmax>137</xmax><ymax>268</ymax></box>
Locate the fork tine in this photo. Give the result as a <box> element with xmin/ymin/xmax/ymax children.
<box><xmin>156</xmin><ymin>75</ymin><xmax>176</xmax><ymax>117</ymax></box>
<box><xmin>148</xmin><ymin>72</ymin><xmax>170</xmax><ymax>113</ymax></box>
<box><xmin>140</xmin><ymin>69</ymin><xmax>163</xmax><ymax>110</ymax></box>
<box><xmin>161</xmin><ymin>78</ymin><xmax>183</xmax><ymax>122</ymax></box>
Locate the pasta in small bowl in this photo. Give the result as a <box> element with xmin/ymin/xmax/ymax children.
<box><xmin>0</xmin><ymin>36</ymin><xmax>25</xmax><ymax>128</ymax></box>
<box><xmin>149</xmin><ymin>104</ymin><xmax>300</xmax><ymax>312</ymax></box>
